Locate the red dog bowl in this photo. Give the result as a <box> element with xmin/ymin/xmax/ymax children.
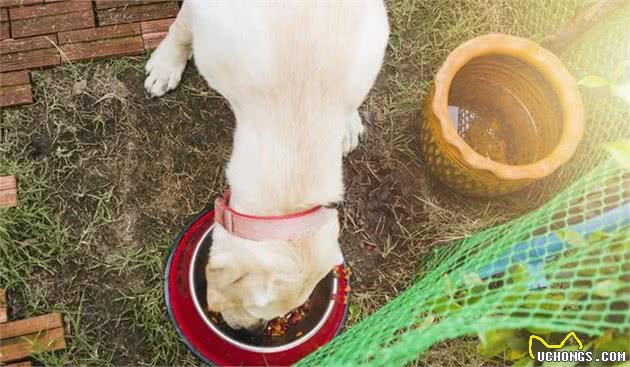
<box><xmin>164</xmin><ymin>208</ymin><xmax>349</xmax><ymax>366</ymax></box>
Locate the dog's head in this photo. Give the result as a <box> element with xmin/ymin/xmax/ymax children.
<box><xmin>205</xmin><ymin>209</ymin><xmax>342</xmax><ymax>330</ymax></box>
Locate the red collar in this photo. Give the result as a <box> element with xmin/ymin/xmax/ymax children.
<box><xmin>214</xmin><ymin>190</ymin><xmax>328</xmax><ymax>241</ymax></box>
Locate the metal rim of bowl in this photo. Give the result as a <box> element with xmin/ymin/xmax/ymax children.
<box><xmin>189</xmin><ymin>224</ymin><xmax>339</xmax><ymax>353</ymax></box>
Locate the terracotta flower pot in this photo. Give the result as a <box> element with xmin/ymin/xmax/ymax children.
<box><xmin>420</xmin><ymin>34</ymin><xmax>585</xmax><ymax>197</ymax></box>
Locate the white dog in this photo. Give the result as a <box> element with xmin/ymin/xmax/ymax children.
<box><xmin>145</xmin><ymin>1</ymin><xmax>389</xmax><ymax>330</ymax></box>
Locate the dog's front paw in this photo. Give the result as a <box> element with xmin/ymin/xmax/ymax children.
<box><xmin>144</xmin><ymin>46</ymin><xmax>189</xmax><ymax>97</ymax></box>
<box><xmin>343</xmin><ymin>110</ymin><xmax>365</xmax><ymax>155</ymax></box>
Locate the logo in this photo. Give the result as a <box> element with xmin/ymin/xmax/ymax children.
<box><xmin>529</xmin><ymin>331</ymin><xmax>627</xmax><ymax>363</ymax></box>
<box><xmin>529</xmin><ymin>331</ymin><xmax>583</xmax><ymax>359</ymax></box>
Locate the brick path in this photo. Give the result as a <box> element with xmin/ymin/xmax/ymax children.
<box><xmin>0</xmin><ymin>0</ymin><xmax>179</xmax><ymax>107</ymax></box>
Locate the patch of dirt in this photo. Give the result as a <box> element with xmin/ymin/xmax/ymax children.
<box><xmin>340</xmin><ymin>123</ymin><xmax>421</xmax><ymax>311</ymax></box>
<box><xmin>6</xmin><ymin>59</ymin><xmax>236</xmax><ymax>364</ymax></box>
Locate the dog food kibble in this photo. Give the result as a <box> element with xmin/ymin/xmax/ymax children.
<box><xmin>208</xmin><ymin>303</ymin><xmax>310</xmax><ymax>338</ymax></box>
<box><xmin>208</xmin><ymin>311</ymin><xmax>226</xmax><ymax>327</ymax></box>
<box><xmin>263</xmin><ymin>301</ymin><xmax>310</xmax><ymax>337</ymax></box>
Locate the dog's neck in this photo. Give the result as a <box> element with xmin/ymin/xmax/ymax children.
<box><xmin>226</xmin><ymin>162</ymin><xmax>342</xmax><ymax>217</ymax></box>
<box><xmin>225</xmin><ymin>111</ymin><xmax>345</xmax><ymax>217</ymax></box>
<box><xmin>227</xmin><ymin>190</ymin><xmax>325</xmax><ymax>217</ymax></box>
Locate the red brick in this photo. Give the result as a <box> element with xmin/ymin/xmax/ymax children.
<box><xmin>60</xmin><ymin>35</ymin><xmax>144</xmax><ymax>61</ymax></box>
<box><xmin>0</xmin><ymin>22</ymin><xmax>9</xmax><ymax>40</ymax></box>
<box><xmin>9</xmin><ymin>0</ymin><xmax>91</xmax><ymax>20</ymax></box>
<box><xmin>97</xmin><ymin>2</ymin><xmax>178</xmax><ymax>26</ymax></box>
<box><xmin>0</xmin><ymin>70</ymin><xmax>29</xmax><ymax>86</ymax></box>
<box><xmin>11</xmin><ymin>9</ymin><xmax>94</xmax><ymax>38</ymax></box>
<box><xmin>0</xmin><ymin>176</ymin><xmax>17</xmax><ymax>207</ymax></box>
<box><xmin>0</xmin><ymin>83</ymin><xmax>32</xmax><ymax>107</ymax></box>
<box><xmin>95</xmin><ymin>0</ymin><xmax>169</xmax><ymax>10</ymax></box>
<box><xmin>0</xmin><ymin>34</ymin><xmax>59</xmax><ymax>71</ymax></box>
<box><xmin>0</xmin><ymin>326</ymin><xmax>65</xmax><ymax>363</ymax></box>
<box><xmin>140</xmin><ymin>17</ymin><xmax>173</xmax><ymax>34</ymax></box>
<box><xmin>0</xmin><ymin>47</ymin><xmax>59</xmax><ymax>71</ymax></box>
<box><xmin>0</xmin><ymin>9</ymin><xmax>7</xmax><ymax>41</ymax></box>
<box><xmin>0</xmin><ymin>0</ymin><xmax>43</xmax><ymax>7</ymax></box>
<box><xmin>0</xmin><ymin>34</ymin><xmax>56</xmax><ymax>54</ymax></box>
<box><xmin>142</xmin><ymin>31</ymin><xmax>165</xmax><ymax>50</ymax></box>
<box><xmin>58</xmin><ymin>23</ymin><xmax>140</xmax><ymax>44</ymax></box>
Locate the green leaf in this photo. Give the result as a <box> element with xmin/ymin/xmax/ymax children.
<box><xmin>506</xmin><ymin>334</ymin><xmax>529</xmax><ymax>360</ymax></box>
<box><xmin>348</xmin><ymin>304</ymin><xmax>359</xmax><ymax>318</ymax></box>
<box><xmin>506</xmin><ymin>348</ymin><xmax>528</xmax><ymax>360</ymax></box>
<box><xmin>585</xmin><ymin>302</ymin><xmax>606</xmax><ymax>320</ymax></box>
<box><xmin>527</xmin><ymin>327</ymin><xmax>553</xmax><ymax>336</ymax></box>
<box><xmin>536</xmin><ymin>293</ymin><xmax>564</xmax><ymax>311</ymax></box>
<box><xmin>542</xmin><ymin>359</ymin><xmax>579</xmax><ymax>367</ymax></box>
<box><xmin>525</xmin><ymin>292</ymin><xmax>545</xmax><ymax>308</ymax></box>
<box><xmin>595</xmin><ymin>334</ymin><xmax>630</xmax><ymax>354</ymax></box>
<box><xmin>612</xmin><ymin>60</ymin><xmax>630</xmax><ymax>80</ymax></box>
<box><xmin>560</xmin><ymin>345</ymin><xmax>582</xmax><ymax>352</ymax></box>
<box><xmin>588</xmin><ymin>231</ymin><xmax>610</xmax><ymax>243</ymax></box>
<box><xmin>568</xmin><ymin>290</ymin><xmax>587</xmax><ymax>301</ymax></box>
<box><xmin>576</xmin><ymin>267</ymin><xmax>597</xmax><ymax>277</ymax></box>
<box><xmin>593</xmin><ymin>279</ymin><xmax>621</xmax><ymax>298</ymax></box>
<box><xmin>477</xmin><ymin>329</ymin><xmax>514</xmax><ymax>357</ymax></box>
<box><xmin>463</xmin><ymin>272</ymin><xmax>483</xmax><ymax>288</ymax></box>
<box><xmin>605</xmin><ymin>140</ymin><xmax>630</xmax><ymax>170</ymax></box>
<box><xmin>415</xmin><ymin>314</ymin><xmax>436</xmax><ymax>330</ymax></box>
<box><xmin>513</xmin><ymin>357</ymin><xmax>534</xmax><ymax>367</ymax></box>
<box><xmin>510</xmin><ymin>264</ymin><xmax>530</xmax><ymax>284</ymax></box>
<box><xmin>555</xmin><ymin>230</ymin><xmax>589</xmax><ymax>248</ymax></box>
<box><xmin>348</xmin><ymin>304</ymin><xmax>366</xmax><ymax>322</ymax></box>
<box><xmin>466</xmin><ymin>282</ymin><xmax>486</xmax><ymax>305</ymax></box>
<box><xmin>540</xmin><ymin>294</ymin><xmax>564</xmax><ymax>311</ymax></box>
<box><xmin>442</xmin><ymin>273</ymin><xmax>454</xmax><ymax>294</ymax></box>
<box><xmin>503</xmin><ymin>293</ymin><xmax>522</xmax><ymax>304</ymax></box>
<box><xmin>465</xmin><ymin>295</ymin><xmax>481</xmax><ymax>306</ymax></box>
<box><xmin>432</xmin><ymin>295</ymin><xmax>461</xmax><ymax>315</ymax></box>
<box><xmin>578</xmin><ymin>75</ymin><xmax>610</xmax><ymax>88</ymax></box>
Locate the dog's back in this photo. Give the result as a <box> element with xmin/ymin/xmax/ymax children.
<box><xmin>189</xmin><ymin>1</ymin><xmax>389</xmax><ymax>111</ymax></box>
<box><xmin>186</xmin><ymin>1</ymin><xmax>389</xmax><ymax>214</ymax></box>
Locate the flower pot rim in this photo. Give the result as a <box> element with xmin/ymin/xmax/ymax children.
<box><xmin>431</xmin><ymin>33</ymin><xmax>585</xmax><ymax>181</ymax></box>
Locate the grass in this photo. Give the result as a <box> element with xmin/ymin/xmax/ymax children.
<box><xmin>111</xmin><ymin>236</ymin><xmax>198</xmax><ymax>366</ymax></box>
<box><xmin>0</xmin><ymin>158</ymin><xmax>68</xmax><ymax>291</ymax></box>
<box><xmin>0</xmin><ymin>0</ymin><xmax>601</xmax><ymax>366</ymax></box>
<box><xmin>0</xmin><ymin>142</ymin><xmax>116</xmax><ymax>365</ymax></box>
<box><xmin>1</xmin><ymin>55</ymin><xmax>232</xmax><ymax>365</ymax></box>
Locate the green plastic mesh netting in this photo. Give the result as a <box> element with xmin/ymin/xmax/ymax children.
<box><xmin>299</xmin><ymin>158</ymin><xmax>629</xmax><ymax>366</ymax></box>
<box><xmin>297</xmin><ymin>2</ymin><xmax>629</xmax><ymax>366</ymax></box>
